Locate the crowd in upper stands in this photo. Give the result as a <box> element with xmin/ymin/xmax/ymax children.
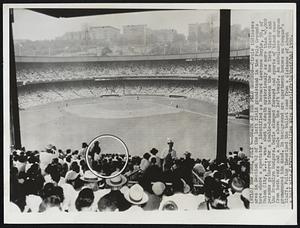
<box><xmin>16</xmin><ymin>59</ymin><xmax>249</xmax><ymax>83</ymax></box>
<box><xmin>9</xmin><ymin>138</ymin><xmax>250</xmax><ymax>213</ymax></box>
<box><xmin>17</xmin><ymin>81</ymin><xmax>249</xmax><ymax>115</ymax></box>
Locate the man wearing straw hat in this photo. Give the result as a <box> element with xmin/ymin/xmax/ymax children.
<box><xmin>80</xmin><ymin>170</ymin><xmax>109</xmax><ymax>211</ymax></box>
<box><xmin>124</xmin><ymin>184</ymin><xmax>149</xmax><ymax>212</ymax></box>
<box><xmin>159</xmin><ymin>138</ymin><xmax>177</xmax><ymax>171</ymax></box>
<box><xmin>98</xmin><ymin>171</ymin><xmax>130</xmax><ymax>211</ymax></box>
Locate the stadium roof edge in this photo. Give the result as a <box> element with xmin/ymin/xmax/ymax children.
<box><xmin>29</xmin><ymin>8</ymin><xmax>179</xmax><ymax>18</ymax></box>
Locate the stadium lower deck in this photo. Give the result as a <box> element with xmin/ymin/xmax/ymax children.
<box><xmin>19</xmin><ymin>95</ymin><xmax>249</xmax><ymax>159</ymax></box>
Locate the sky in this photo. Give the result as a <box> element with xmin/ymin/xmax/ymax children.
<box><xmin>13</xmin><ymin>9</ymin><xmax>252</xmax><ymax>41</ymax></box>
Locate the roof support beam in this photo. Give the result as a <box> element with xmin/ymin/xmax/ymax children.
<box><xmin>10</xmin><ymin>9</ymin><xmax>22</xmax><ymax>149</ymax></box>
<box><xmin>216</xmin><ymin>9</ymin><xmax>231</xmax><ymax>162</ymax></box>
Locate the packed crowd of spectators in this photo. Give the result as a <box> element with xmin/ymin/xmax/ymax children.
<box><xmin>87</xmin><ymin>141</ymin><xmax>127</xmax><ymax>177</ymax></box>
<box><xmin>228</xmin><ymin>86</ymin><xmax>249</xmax><ymax>115</ymax></box>
<box><xmin>229</xmin><ymin>59</ymin><xmax>249</xmax><ymax>82</ymax></box>
<box><xmin>10</xmin><ymin>139</ymin><xmax>250</xmax><ymax>213</ymax></box>
<box><xmin>18</xmin><ymin>81</ymin><xmax>249</xmax><ymax>114</ymax></box>
<box><xmin>89</xmin><ymin>153</ymin><xmax>126</xmax><ymax>177</ymax></box>
<box><xmin>16</xmin><ymin>59</ymin><xmax>249</xmax><ymax>83</ymax></box>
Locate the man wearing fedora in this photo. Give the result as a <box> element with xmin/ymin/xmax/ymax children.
<box><xmin>98</xmin><ymin>171</ymin><xmax>131</xmax><ymax>211</ymax></box>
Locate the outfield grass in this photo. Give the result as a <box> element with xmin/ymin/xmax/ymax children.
<box><xmin>19</xmin><ymin>96</ymin><xmax>249</xmax><ymax>159</ymax></box>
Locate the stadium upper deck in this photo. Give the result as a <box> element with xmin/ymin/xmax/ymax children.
<box><xmin>16</xmin><ymin>58</ymin><xmax>249</xmax><ymax>85</ymax></box>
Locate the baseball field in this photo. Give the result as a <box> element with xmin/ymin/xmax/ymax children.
<box><xmin>19</xmin><ymin>95</ymin><xmax>249</xmax><ymax>159</ymax></box>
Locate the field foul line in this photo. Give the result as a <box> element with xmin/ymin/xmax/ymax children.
<box><xmin>144</xmin><ymin>100</ymin><xmax>249</xmax><ymax>126</ymax></box>
<box><xmin>182</xmin><ymin>109</ymin><xmax>249</xmax><ymax>126</ymax></box>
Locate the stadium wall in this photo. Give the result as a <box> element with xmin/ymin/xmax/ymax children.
<box><xmin>15</xmin><ymin>49</ymin><xmax>249</xmax><ymax>63</ymax></box>
<box><xmin>17</xmin><ymin>76</ymin><xmax>248</xmax><ymax>89</ymax></box>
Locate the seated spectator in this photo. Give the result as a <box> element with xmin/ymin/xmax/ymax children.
<box><xmin>228</xmin><ymin>151</ymin><xmax>234</xmax><ymax>159</ymax></box>
<box><xmin>39</xmin><ymin>150</ymin><xmax>59</xmax><ymax>175</ymax></box>
<box><xmin>69</xmin><ymin>161</ymin><xmax>80</xmax><ymax>173</ymax></box>
<box><xmin>38</xmin><ymin>182</ymin><xmax>65</xmax><ymax>213</ymax></box>
<box><xmin>139</xmin><ymin>157</ymin><xmax>163</xmax><ymax>192</ymax></box>
<box><xmin>65</xmin><ymin>170</ymin><xmax>79</xmax><ymax>184</ymax></box>
<box><xmin>193</xmin><ymin>162</ymin><xmax>206</xmax><ymax>178</ymax></box>
<box><xmin>57</xmin><ymin>172</ymin><xmax>79</xmax><ymax>212</ymax></box>
<box><xmin>203</xmin><ymin>161</ymin><xmax>218</xmax><ymax>179</ymax></box>
<box><xmin>161</xmin><ymin>200</ymin><xmax>178</xmax><ymax>211</ymax></box>
<box><xmin>25</xmin><ymin>154</ymin><xmax>36</xmax><ymax>173</ymax></box>
<box><xmin>149</xmin><ymin>148</ymin><xmax>161</xmax><ymax>167</ymax></box>
<box><xmin>40</xmin><ymin>183</ymin><xmax>64</xmax><ymax>202</ymax></box>
<box><xmin>24</xmin><ymin>194</ymin><xmax>43</xmax><ymax>213</ymax></box>
<box><xmin>238</xmin><ymin>147</ymin><xmax>246</xmax><ymax>159</ymax></box>
<box><xmin>198</xmin><ymin>188</ymin><xmax>228</xmax><ymax>210</ymax></box>
<box><xmin>39</xmin><ymin>195</ymin><xmax>63</xmax><ymax>213</ymax></box>
<box><xmin>65</xmin><ymin>170</ymin><xmax>83</xmax><ymax>191</ymax></box>
<box><xmin>79</xmin><ymin>142</ymin><xmax>88</xmax><ymax>159</ymax></box>
<box><xmin>142</xmin><ymin>182</ymin><xmax>165</xmax><ymax>211</ymax></box>
<box><xmin>233</xmin><ymin>151</ymin><xmax>239</xmax><ymax>158</ymax></box>
<box><xmin>24</xmin><ymin>164</ymin><xmax>45</xmax><ymax>195</ymax></box>
<box><xmin>75</xmin><ymin>188</ymin><xmax>95</xmax><ymax>212</ymax></box>
<box><xmin>239</xmin><ymin>161</ymin><xmax>250</xmax><ymax>186</ymax></box>
<box><xmin>124</xmin><ymin>163</ymin><xmax>134</xmax><ymax>178</ymax></box>
<box><xmin>227</xmin><ymin>177</ymin><xmax>246</xmax><ymax>209</ymax></box>
<box><xmin>124</xmin><ymin>184</ymin><xmax>149</xmax><ymax>212</ymax></box>
<box><xmin>10</xmin><ymin>167</ymin><xmax>26</xmax><ymax>212</ymax></box>
<box><xmin>159</xmin><ymin>178</ymin><xmax>205</xmax><ymax>211</ymax></box>
<box><xmin>100</xmin><ymin>172</ymin><xmax>130</xmax><ymax>211</ymax></box>
<box><xmin>97</xmin><ymin>196</ymin><xmax>119</xmax><ymax>212</ymax></box>
<box><xmin>79</xmin><ymin>170</ymin><xmax>108</xmax><ymax>210</ymax></box>
<box><xmin>181</xmin><ymin>151</ymin><xmax>194</xmax><ymax>189</ymax></box>
<box><xmin>140</xmin><ymin>153</ymin><xmax>151</xmax><ymax>172</ymax></box>
<box><xmin>15</xmin><ymin>153</ymin><xmax>27</xmax><ymax>173</ymax></box>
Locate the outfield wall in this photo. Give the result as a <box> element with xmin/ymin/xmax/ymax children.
<box><xmin>15</xmin><ymin>49</ymin><xmax>249</xmax><ymax>63</ymax></box>
<box><xmin>17</xmin><ymin>76</ymin><xmax>248</xmax><ymax>89</ymax></box>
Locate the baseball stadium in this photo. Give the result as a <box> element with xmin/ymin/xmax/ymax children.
<box><xmin>16</xmin><ymin>51</ymin><xmax>249</xmax><ymax>159</ymax></box>
<box><xmin>9</xmin><ymin>9</ymin><xmax>252</xmax><ymax>214</ymax></box>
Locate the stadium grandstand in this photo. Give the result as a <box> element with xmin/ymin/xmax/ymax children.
<box><xmin>16</xmin><ymin>55</ymin><xmax>249</xmax><ymax>115</ymax></box>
